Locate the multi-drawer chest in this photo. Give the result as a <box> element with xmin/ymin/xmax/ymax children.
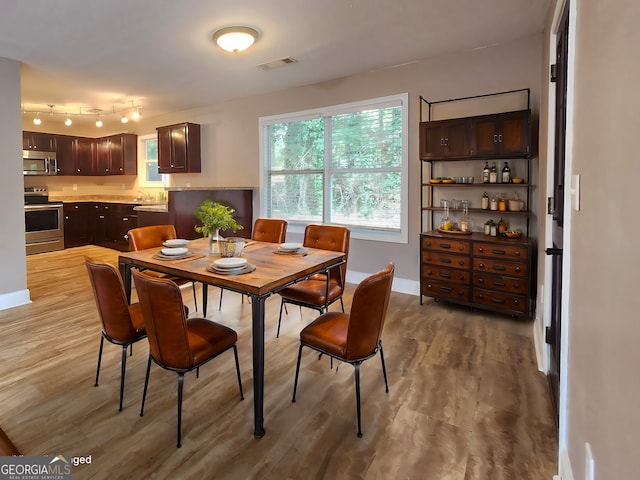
<box><xmin>420</xmin><ymin>231</ymin><xmax>534</xmax><ymax>317</ymax></box>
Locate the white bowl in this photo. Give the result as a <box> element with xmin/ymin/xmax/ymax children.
<box><xmin>280</xmin><ymin>242</ymin><xmax>303</xmax><ymax>251</ymax></box>
<box><xmin>164</xmin><ymin>239</ymin><xmax>189</xmax><ymax>247</ymax></box>
<box><xmin>161</xmin><ymin>247</ymin><xmax>189</xmax><ymax>256</ymax></box>
<box><xmin>213</xmin><ymin>257</ymin><xmax>247</xmax><ymax>269</ymax></box>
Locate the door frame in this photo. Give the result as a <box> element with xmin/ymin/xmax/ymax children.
<box><xmin>542</xmin><ymin>0</ymin><xmax>577</xmax><ymax>477</ymax></box>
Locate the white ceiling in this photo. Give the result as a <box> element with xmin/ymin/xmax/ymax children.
<box><xmin>1</xmin><ymin>0</ymin><xmax>550</xmax><ymax>128</ymax></box>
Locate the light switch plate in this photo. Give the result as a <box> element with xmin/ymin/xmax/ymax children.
<box><xmin>571</xmin><ymin>174</ymin><xmax>580</xmax><ymax>211</ymax></box>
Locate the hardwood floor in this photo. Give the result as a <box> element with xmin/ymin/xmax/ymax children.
<box><xmin>0</xmin><ymin>246</ymin><xmax>557</xmax><ymax>479</ymax></box>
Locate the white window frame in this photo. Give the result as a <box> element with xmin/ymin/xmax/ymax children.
<box><xmin>259</xmin><ymin>93</ymin><xmax>409</xmax><ymax>243</ymax></box>
<box><xmin>137</xmin><ymin>133</ymin><xmax>167</xmax><ymax>187</ymax></box>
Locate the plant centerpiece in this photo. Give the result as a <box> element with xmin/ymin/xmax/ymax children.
<box><xmin>194</xmin><ymin>200</ymin><xmax>243</xmax><ymax>253</ymax></box>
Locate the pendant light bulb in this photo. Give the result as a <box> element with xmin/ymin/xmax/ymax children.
<box><xmin>121</xmin><ymin>115</ymin><xmax>129</xmax><ymax>124</ymax></box>
<box><xmin>65</xmin><ymin>116</ymin><xmax>72</xmax><ymax>126</ymax></box>
<box><xmin>131</xmin><ymin>107</ymin><xmax>141</xmax><ymax>120</ymax></box>
<box><xmin>33</xmin><ymin>113</ymin><xmax>41</xmax><ymax>125</ymax></box>
<box><xmin>96</xmin><ymin>117</ymin><xmax>103</xmax><ymax>128</ymax></box>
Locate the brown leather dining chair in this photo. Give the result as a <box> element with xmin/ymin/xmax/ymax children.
<box><xmin>276</xmin><ymin>224</ymin><xmax>350</xmax><ymax>337</ymax></box>
<box><xmin>216</xmin><ymin>218</ymin><xmax>288</xmax><ymax>310</ymax></box>
<box><xmin>131</xmin><ymin>268</ymin><xmax>244</xmax><ymax>448</ymax></box>
<box><xmin>127</xmin><ymin>225</ymin><xmax>201</xmax><ymax>312</ymax></box>
<box><xmin>85</xmin><ymin>257</ymin><xmax>147</xmax><ymax>412</ymax></box>
<box><xmin>291</xmin><ymin>262</ymin><xmax>394</xmax><ymax>437</ymax></box>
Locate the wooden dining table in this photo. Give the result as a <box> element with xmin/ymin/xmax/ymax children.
<box><xmin>118</xmin><ymin>237</ymin><xmax>345</xmax><ymax>437</ymax></box>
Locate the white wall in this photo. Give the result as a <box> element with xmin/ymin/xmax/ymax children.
<box><xmin>0</xmin><ymin>57</ymin><xmax>29</xmax><ymax>310</ymax></box>
<box><xmin>542</xmin><ymin>0</ymin><xmax>640</xmax><ymax>479</ymax></box>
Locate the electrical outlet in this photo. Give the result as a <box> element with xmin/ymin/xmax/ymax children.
<box><xmin>571</xmin><ymin>174</ymin><xmax>581</xmax><ymax>211</ymax></box>
<box><xmin>72</xmin><ymin>183</ymin><xmax>77</xmax><ymax>191</ymax></box>
<box><xmin>585</xmin><ymin>442</ymin><xmax>595</xmax><ymax>480</ymax></box>
<box><xmin>186</xmin><ymin>183</ymin><xmax>191</xmax><ymax>188</ymax></box>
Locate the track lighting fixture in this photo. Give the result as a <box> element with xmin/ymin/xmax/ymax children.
<box><xmin>22</xmin><ymin>101</ymin><xmax>143</xmax><ymax>128</ymax></box>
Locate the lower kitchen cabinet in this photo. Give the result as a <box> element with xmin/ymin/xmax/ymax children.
<box><xmin>420</xmin><ymin>231</ymin><xmax>533</xmax><ymax>317</ymax></box>
<box><xmin>63</xmin><ymin>202</ymin><xmax>137</xmax><ymax>250</ymax></box>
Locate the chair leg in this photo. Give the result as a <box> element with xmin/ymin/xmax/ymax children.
<box><xmin>140</xmin><ymin>356</ymin><xmax>152</xmax><ymax>417</ymax></box>
<box><xmin>354</xmin><ymin>362</ymin><xmax>363</xmax><ymax>438</ymax></box>
<box><xmin>94</xmin><ymin>336</ymin><xmax>104</xmax><ymax>387</ymax></box>
<box><xmin>202</xmin><ymin>284</ymin><xmax>208</xmax><ymax>316</ymax></box>
<box><xmin>277</xmin><ymin>300</ymin><xmax>286</xmax><ymax>338</ymax></box>
<box><xmin>379</xmin><ymin>341</ymin><xmax>389</xmax><ymax>393</ymax></box>
<box><xmin>291</xmin><ymin>344</ymin><xmax>304</xmax><ymax>402</ymax></box>
<box><xmin>233</xmin><ymin>346</ymin><xmax>244</xmax><ymax>400</ymax></box>
<box><xmin>119</xmin><ymin>344</ymin><xmax>128</xmax><ymax>412</ymax></box>
<box><xmin>177</xmin><ymin>373</ymin><xmax>184</xmax><ymax>448</ymax></box>
<box><xmin>339</xmin><ymin>297</ymin><xmax>345</xmax><ymax>312</ymax></box>
<box><xmin>219</xmin><ymin>287</ymin><xmax>224</xmax><ymax>311</ymax></box>
<box><xmin>191</xmin><ymin>282</ymin><xmax>198</xmax><ymax>311</ymax></box>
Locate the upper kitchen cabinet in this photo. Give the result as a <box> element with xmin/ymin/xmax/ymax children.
<box><xmin>95</xmin><ymin>134</ymin><xmax>137</xmax><ymax>175</ymax></box>
<box><xmin>419</xmin><ymin>118</ymin><xmax>471</xmax><ymax>159</ymax></box>
<box><xmin>471</xmin><ymin>110</ymin><xmax>531</xmax><ymax>158</ymax></box>
<box><xmin>72</xmin><ymin>137</ymin><xmax>96</xmax><ymax>175</ymax></box>
<box><xmin>23</xmin><ymin>131</ymin><xmax>57</xmax><ymax>151</ymax></box>
<box><xmin>157</xmin><ymin>122</ymin><xmax>201</xmax><ymax>173</ymax></box>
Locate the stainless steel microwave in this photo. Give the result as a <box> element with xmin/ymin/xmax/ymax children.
<box><xmin>23</xmin><ymin>150</ymin><xmax>57</xmax><ymax>175</ymax></box>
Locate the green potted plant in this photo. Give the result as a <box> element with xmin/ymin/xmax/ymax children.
<box><xmin>194</xmin><ymin>200</ymin><xmax>243</xmax><ymax>253</ymax></box>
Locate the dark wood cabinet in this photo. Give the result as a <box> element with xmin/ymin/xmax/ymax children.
<box><xmin>471</xmin><ymin>110</ymin><xmax>530</xmax><ymax>158</ymax></box>
<box><xmin>157</xmin><ymin>122</ymin><xmax>201</xmax><ymax>173</ymax></box>
<box><xmin>55</xmin><ymin>135</ymin><xmax>75</xmax><ymax>175</ymax></box>
<box><xmin>23</xmin><ymin>131</ymin><xmax>57</xmax><ymax>151</ymax></box>
<box><xmin>64</xmin><ymin>202</ymin><xmax>137</xmax><ymax>250</ymax></box>
<box><xmin>64</xmin><ymin>202</ymin><xmax>98</xmax><ymax>247</ymax></box>
<box><xmin>419</xmin><ymin>118</ymin><xmax>471</xmax><ymax>159</ymax></box>
<box><xmin>73</xmin><ymin>137</ymin><xmax>95</xmax><ymax>175</ymax></box>
<box><xmin>420</xmin><ymin>232</ymin><xmax>533</xmax><ymax>317</ymax></box>
<box><xmin>95</xmin><ymin>134</ymin><xmax>137</xmax><ymax>175</ymax></box>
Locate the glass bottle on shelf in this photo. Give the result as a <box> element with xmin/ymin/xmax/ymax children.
<box><xmin>459</xmin><ymin>200</ymin><xmax>470</xmax><ymax>232</ymax></box>
<box><xmin>481</xmin><ymin>192</ymin><xmax>489</xmax><ymax>210</ymax></box>
<box><xmin>498</xmin><ymin>217</ymin><xmax>507</xmax><ymax>235</ymax></box>
<box><xmin>489</xmin><ymin>162</ymin><xmax>498</xmax><ymax>183</ymax></box>
<box><xmin>502</xmin><ymin>161</ymin><xmax>511</xmax><ymax>183</ymax></box>
<box><xmin>482</xmin><ymin>162</ymin><xmax>490</xmax><ymax>183</ymax></box>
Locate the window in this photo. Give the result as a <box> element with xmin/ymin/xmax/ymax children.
<box><xmin>137</xmin><ymin>134</ymin><xmax>167</xmax><ymax>187</ymax></box>
<box><xmin>260</xmin><ymin>93</ymin><xmax>408</xmax><ymax>243</ymax></box>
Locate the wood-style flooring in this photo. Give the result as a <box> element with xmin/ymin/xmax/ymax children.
<box><xmin>0</xmin><ymin>246</ymin><xmax>557</xmax><ymax>479</ymax></box>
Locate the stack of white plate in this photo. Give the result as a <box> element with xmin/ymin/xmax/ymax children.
<box><xmin>163</xmin><ymin>239</ymin><xmax>190</xmax><ymax>248</ymax></box>
<box><xmin>279</xmin><ymin>242</ymin><xmax>303</xmax><ymax>252</ymax></box>
<box><xmin>211</xmin><ymin>257</ymin><xmax>248</xmax><ymax>273</ymax></box>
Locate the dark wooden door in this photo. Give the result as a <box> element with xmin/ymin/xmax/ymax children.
<box><xmin>546</xmin><ymin>0</ymin><xmax>570</xmax><ymax>428</ymax></box>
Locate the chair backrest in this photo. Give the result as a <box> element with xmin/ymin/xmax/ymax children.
<box><xmin>345</xmin><ymin>262</ymin><xmax>394</xmax><ymax>361</ymax></box>
<box><xmin>302</xmin><ymin>224</ymin><xmax>350</xmax><ymax>287</ymax></box>
<box><xmin>252</xmin><ymin>218</ymin><xmax>288</xmax><ymax>243</ymax></box>
<box><xmin>131</xmin><ymin>268</ymin><xmax>194</xmax><ymax>370</ymax></box>
<box><xmin>85</xmin><ymin>257</ymin><xmax>140</xmax><ymax>343</ymax></box>
<box><xmin>128</xmin><ymin>224</ymin><xmax>177</xmax><ymax>251</ymax></box>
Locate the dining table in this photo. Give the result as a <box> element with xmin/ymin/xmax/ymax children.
<box><xmin>118</xmin><ymin>237</ymin><xmax>345</xmax><ymax>437</ymax></box>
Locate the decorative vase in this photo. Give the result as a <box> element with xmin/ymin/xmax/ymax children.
<box><xmin>209</xmin><ymin>229</ymin><xmax>222</xmax><ymax>254</ymax></box>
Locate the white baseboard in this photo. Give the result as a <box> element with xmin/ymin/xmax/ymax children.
<box><xmin>0</xmin><ymin>289</ymin><xmax>31</xmax><ymax>311</ymax></box>
<box><xmin>346</xmin><ymin>270</ymin><xmax>419</xmax><ymax>296</ymax></box>
<box><xmin>533</xmin><ymin>314</ymin><xmax>548</xmax><ymax>373</ymax></box>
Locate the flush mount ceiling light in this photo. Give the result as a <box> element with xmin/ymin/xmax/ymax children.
<box><xmin>212</xmin><ymin>26</ymin><xmax>259</xmax><ymax>53</ymax></box>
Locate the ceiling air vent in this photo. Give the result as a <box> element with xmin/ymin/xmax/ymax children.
<box><xmin>257</xmin><ymin>57</ymin><xmax>297</xmax><ymax>71</ymax></box>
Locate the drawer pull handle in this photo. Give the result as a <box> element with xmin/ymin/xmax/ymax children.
<box><xmin>440</xmin><ymin>258</ymin><xmax>451</xmax><ymax>264</ymax></box>
<box><xmin>459</xmin><ymin>246</ymin><xmax>464</xmax><ymax>251</ymax></box>
<box><xmin>439</xmin><ymin>272</ymin><xmax>451</xmax><ymax>278</ymax></box>
<box><xmin>477</xmin><ymin>293</ymin><xmax>484</xmax><ymax>299</ymax></box>
<box><xmin>427</xmin><ymin>270</ymin><xmax>432</xmax><ymax>275</ymax></box>
<box><xmin>493</xmin><ymin>281</ymin><xmax>506</xmax><ymax>287</ymax></box>
<box><xmin>426</xmin><ymin>241</ymin><xmax>432</xmax><ymax>247</ymax></box>
<box><xmin>493</xmin><ymin>265</ymin><xmax>506</xmax><ymax>271</ymax></box>
<box><xmin>514</xmin><ymin>283</ymin><xmax>520</xmax><ymax>288</ymax></box>
<box><xmin>458</xmin><ymin>275</ymin><xmax>465</xmax><ymax>280</ymax></box>
<box><xmin>440</xmin><ymin>287</ymin><xmax>451</xmax><ymax>293</ymax></box>
<box><xmin>458</xmin><ymin>261</ymin><xmax>465</xmax><ymax>266</ymax></box>
<box><xmin>478</xmin><ymin>278</ymin><xmax>484</xmax><ymax>283</ymax></box>
<box><xmin>491</xmin><ymin>298</ymin><xmax>505</xmax><ymax>304</ymax></box>
<box><xmin>123</xmin><ymin>217</ymin><xmax>129</xmax><ymax>221</ymax></box>
<box><xmin>478</xmin><ymin>247</ymin><xmax>484</xmax><ymax>253</ymax></box>
<box><xmin>515</xmin><ymin>251</ymin><xmax>521</xmax><ymax>256</ymax></box>
<box><xmin>515</xmin><ymin>266</ymin><xmax>521</xmax><ymax>272</ymax></box>
<box><xmin>478</xmin><ymin>263</ymin><xmax>485</xmax><ymax>268</ymax></box>
<box><xmin>439</xmin><ymin>243</ymin><xmax>451</xmax><ymax>249</ymax></box>
<box><xmin>514</xmin><ymin>299</ymin><xmax>520</xmax><ymax>305</ymax></box>
<box><xmin>492</xmin><ymin>249</ymin><xmax>506</xmax><ymax>255</ymax></box>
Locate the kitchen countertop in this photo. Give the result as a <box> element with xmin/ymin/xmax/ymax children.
<box><xmin>50</xmin><ymin>194</ymin><xmax>168</xmax><ymax>207</ymax></box>
<box><xmin>133</xmin><ymin>204</ymin><xmax>168</xmax><ymax>212</ymax></box>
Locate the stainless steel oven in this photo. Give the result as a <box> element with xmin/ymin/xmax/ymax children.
<box><xmin>24</xmin><ymin>186</ymin><xmax>64</xmax><ymax>255</ymax></box>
